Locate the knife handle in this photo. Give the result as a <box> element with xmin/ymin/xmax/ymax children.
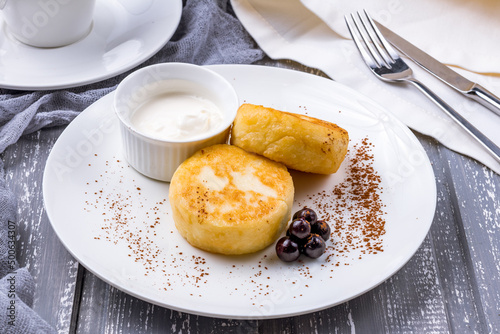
<box><xmin>407</xmin><ymin>78</ymin><xmax>500</xmax><ymax>165</ymax></box>
<box><xmin>468</xmin><ymin>84</ymin><xmax>500</xmax><ymax>117</ymax></box>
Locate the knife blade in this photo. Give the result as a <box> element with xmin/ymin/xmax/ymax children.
<box><xmin>374</xmin><ymin>20</ymin><xmax>500</xmax><ymax>117</ymax></box>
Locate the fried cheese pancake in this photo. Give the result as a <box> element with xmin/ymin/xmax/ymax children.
<box><xmin>169</xmin><ymin>144</ymin><xmax>294</xmax><ymax>255</ymax></box>
<box><xmin>231</xmin><ymin>104</ymin><xmax>349</xmax><ymax>174</ymax></box>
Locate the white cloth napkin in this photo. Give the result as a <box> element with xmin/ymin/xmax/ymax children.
<box><xmin>231</xmin><ymin>0</ymin><xmax>500</xmax><ymax>174</ymax></box>
<box><xmin>301</xmin><ymin>0</ymin><xmax>500</xmax><ymax>74</ymax></box>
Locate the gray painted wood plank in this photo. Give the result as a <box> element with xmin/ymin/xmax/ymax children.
<box><xmin>444</xmin><ymin>148</ymin><xmax>500</xmax><ymax>333</ymax></box>
<box><xmin>2</xmin><ymin>127</ymin><xmax>79</xmax><ymax>334</ymax></box>
<box><xmin>75</xmin><ymin>241</ymin><xmax>448</xmax><ymax>334</ymax></box>
<box><xmin>77</xmin><ymin>270</ymin><xmax>263</xmax><ymax>334</ymax></box>
<box><xmin>352</xmin><ymin>238</ymin><xmax>448</xmax><ymax>333</ymax></box>
<box><xmin>420</xmin><ymin>137</ymin><xmax>486</xmax><ymax>333</ymax></box>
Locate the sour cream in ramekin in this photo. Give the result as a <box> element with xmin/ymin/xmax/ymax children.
<box><xmin>114</xmin><ymin>63</ymin><xmax>238</xmax><ymax>182</ymax></box>
<box><xmin>130</xmin><ymin>92</ymin><xmax>224</xmax><ymax>141</ymax></box>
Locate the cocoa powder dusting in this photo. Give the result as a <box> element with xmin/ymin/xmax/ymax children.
<box><xmin>84</xmin><ymin>157</ymin><xmax>210</xmax><ymax>293</ymax></box>
<box><xmin>299</xmin><ymin>137</ymin><xmax>386</xmax><ymax>265</ymax></box>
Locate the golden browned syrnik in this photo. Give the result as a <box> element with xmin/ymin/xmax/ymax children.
<box><xmin>231</xmin><ymin>103</ymin><xmax>349</xmax><ymax>174</ymax></box>
<box><xmin>169</xmin><ymin>144</ymin><xmax>294</xmax><ymax>255</ymax></box>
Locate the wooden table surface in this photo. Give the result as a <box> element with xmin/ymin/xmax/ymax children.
<box><xmin>3</xmin><ymin>61</ymin><xmax>500</xmax><ymax>334</ymax></box>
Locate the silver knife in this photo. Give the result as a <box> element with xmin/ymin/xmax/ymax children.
<box><xmin>375</xmin><ymin>20</ymin><xmax>500</xmax><ymax>117</ymax></box>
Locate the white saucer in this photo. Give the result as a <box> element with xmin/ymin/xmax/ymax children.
<box><xmin>0</xmin><ymin>0</ymin><xmax>182</xmax><ymax>90</ymax></box>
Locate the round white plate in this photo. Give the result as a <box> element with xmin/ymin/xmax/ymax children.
<box><xmin>0</xmin><ymin>0</ymin><xmax>182</xmax><ymax>90</ymax></box>
<box><xmin>43</xmin><ymin>65</ymin><xmax>437</xmax><ymax>319</ymax></box>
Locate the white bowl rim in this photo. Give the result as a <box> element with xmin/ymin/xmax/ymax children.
<box><xmin>114</xmin><ymin>62</ymin><xmax>239</xmax><ymax>144</ymax></box>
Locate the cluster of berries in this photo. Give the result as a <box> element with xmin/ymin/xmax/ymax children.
<box><xmin>275</xmin><ymin>207</ymin><xmax>330</xmax><ymax>262</ymax></box>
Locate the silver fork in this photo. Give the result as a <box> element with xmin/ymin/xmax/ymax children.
<box><xmin>345</xmin><ymin>10</ymin><xmax>500</xmax><ymax>164</ymax></box>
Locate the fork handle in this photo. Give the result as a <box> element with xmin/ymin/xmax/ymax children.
<box><xmin>408</xmin><ymin>78</ymin><xmax>500</xmax><ymax>164</ymax></box>
<box><xmin>468</xmin><ymin>84</ymin><xmax>500</xmax><ymax>118</ymax></box>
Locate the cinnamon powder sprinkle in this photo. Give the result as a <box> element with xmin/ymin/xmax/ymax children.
<box><xmin>299</xmin><ymin>137</ymin><xmax>387</xmax><ymax>265</ymax></box>
<box><xmin>84</xmin><ymin>157</ymin><xmax>210</xmax><ymax>292</ymax></box>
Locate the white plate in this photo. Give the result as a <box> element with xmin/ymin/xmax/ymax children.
<box><xmin>0</xmin><ymin>0</ymin><xmax>182</xmax><ymax>90</ymax></box>
<box><xmin>43</xmin><ymin>65</ymin><xmax>437</xmax><ymax>319</ymax></box>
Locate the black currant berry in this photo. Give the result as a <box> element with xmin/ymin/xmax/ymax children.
<box><xmin>288</xmin><ymin>217</ymin><xmax>311</xmax><ymax>240</ymax></box>
<box><xmin>275</xmin><ymin>236</ymin><xmax>300</xmax><ymax>262</ymax></box>
<box><xmin>293</xmin><ymin>207</ymin><xmax>317</xmax><ymax>225</ymax></box>
<box><xmin>311</xmin><ymin>219</ymin><xmax>331</xmax><ymax>241</ymax></box>
<box><xmin>303</xmin><ymin>234</ymin><xmax>326</xmax><ymax>259</ymax></box>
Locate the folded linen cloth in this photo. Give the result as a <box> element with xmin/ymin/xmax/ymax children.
<box><xmin>231</xmin><ymin>0</ymin><xmax>500</xmax><ymax>174</ymax></box>
<box><xmin>0</xmin><ymin>0</ymin><xmax>264</xmax><ymax>332</ymax></box>
<box><xmin>301</xmin><ymin>0</ymin><xmax>500</xmax><ymax>74</ymax></box>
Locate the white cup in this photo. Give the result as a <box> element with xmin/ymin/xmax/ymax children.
<box><xmin>0</xmin><ymin>0</ymin><xmax>96</xmax><ymax>48</ymax></box>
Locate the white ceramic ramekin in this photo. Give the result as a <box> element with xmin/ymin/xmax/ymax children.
<box><xmin>114</xmin><ymin>63</ymin><xmax>239</xmax><ymax>182</ymax></box>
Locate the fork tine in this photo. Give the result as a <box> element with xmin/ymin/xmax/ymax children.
<box><xmin>354</xmin><ymin>12</ymin><xmax>393</xmax><ymax>68</ymax></box>
<box><xmin>361</xmin><ymin>10</ymin><xmax>400</xmax><ymax>63</ymax></box>
<box><xmin>344</xmin><ymin>13</ymin><xmax>384</xmax><ymax>69</ymax></box>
